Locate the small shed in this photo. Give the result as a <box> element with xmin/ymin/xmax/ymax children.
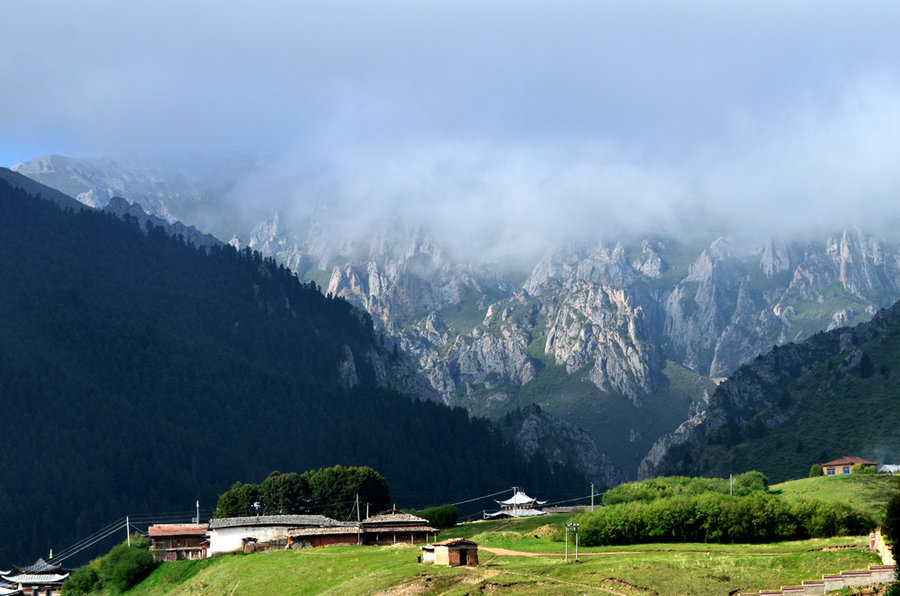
<box><xmin>432</xmin><ymin>538</ymin><xmax>478</xmax><ymax>566</ymax></box>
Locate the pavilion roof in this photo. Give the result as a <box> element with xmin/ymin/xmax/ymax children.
<box><xmin>15</xmin><ymin>558</ymin><xmax>62</xmax><ymax>574</ymax></box>
<box><xmin>496</xmin><ymin>490</ymin><xmax>546</xmax><ymax>506</ymax></box>
<box><xmin>2</xmin><ymin>572</ymin><xmax>69</xmax><ymax>584</ymax></box>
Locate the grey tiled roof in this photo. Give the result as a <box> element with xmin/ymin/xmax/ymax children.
<box><xmin>362</xmin><ymin>512</ymin><xmax>428</xmax><ymax>525</ymax></box>
<box><xmin>208</xmin><ymin>514</ymin><xmax>351</xmax><ymax>530</ymax></box>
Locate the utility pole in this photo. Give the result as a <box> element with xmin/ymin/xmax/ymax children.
<box><xmin>126</xmin><ymin>516</ymin><xmax>130</xmax><ymax>546</ymax></box>
<box><xmin>574</xmin><ymin>523</ymin><xmax>580</xmax><ymax>562</ymax></box>
<box><xmin>195</xmin><ymin>500</ymin><xmax>200</xmax><ymax>524</ymax></box>
<box><xmin>565</xmin><ymin>523</ymin><xmax>580</xmax><ymax>562</ymax></box>
<box><xmin>591</xmin><ymin>483</ymin><xmax>594</xmax><ymax>512</ymax></box>
<box><xmin>356</xmin><ymin>493</ymin><xmax>360</xmax><ymax>523</ymax></box>
<box><xmin>730</xmin><ymin>474</ymin><xmax>733</xmax><ymax>497</ymax></box>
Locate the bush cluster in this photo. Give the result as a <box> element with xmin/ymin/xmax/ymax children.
<box><xmin>62</xmin><ymin>534</ymin><xmax>156</xmax><ymax>595</ymax></box>
<box><xmin>407</xmin><ymin>504</ymin><xmax>458</xmax><ymax>528</ymax></box>
<box><xmin>602</xmin><ymin>471</ymin><xmax>769</xmax><ymax>506</ymax></box>
<box><xmin>579</xmin><ymin>493</ymin><xmax>874</xmax><ymax>546</ymax></box>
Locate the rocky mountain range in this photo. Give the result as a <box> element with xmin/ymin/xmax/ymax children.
<box><xmin>14</xmin><ymin>154</ymin><xmax>900</xmax><ymax>484</ymax></box>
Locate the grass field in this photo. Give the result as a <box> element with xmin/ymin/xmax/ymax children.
<box><xmin>772</xmin><ymin>474</ymin><xmax>899</xmax><ymax>522</ymax></box>
<box><xmin>121</xmin><ymin>512</ymin><xmax>885</xmax><ymax>595</ymax></box>
<box><xmin>117</xmin><ymin>476</ymin><xmax>897</xmax><ymax>595</ymax></box>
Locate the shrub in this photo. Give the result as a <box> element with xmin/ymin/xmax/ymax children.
<box><xmin>809</xmin><ymin>464</ymin><xmax>823</xmax><ymax>478</ymax></box>
<box><xmin>733</xmin><ymin>471</ymin><xmax>769</xmax><ymax>495</ymax></box>
<box><xmin>61</xmin><ymin>565</ymin><xmax>99</xmax><ymax>596</ymax></box>
<box><xmin>884</xmin><ymin>487</ymin><xmax>900</xmax><ymax>582</ymax></box>
<box><xmin>601</xmin><ymin>473</ymin><xmax>769</xmax><ymax>506</ymax></box>
<box><xmin>577</xmin><ymin>494</ymin><xmax>873</xmax><ymax>546</ymax></box>
<box><xmin>95</xmin><ymin>534</ymin><xmax>157</xmax><ymax>593</ymax></box>
<box><xmin>408</xmin><ymin>504</ymin><xmax>457</xmax><ymax>528</ymax></box>
<box><xmin>850</xmin><ymin>463</ymin><xmax>877</xmax><ymax>475</ymax></box>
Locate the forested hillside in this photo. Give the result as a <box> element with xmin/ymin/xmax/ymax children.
<box><xmin>0</xmin><ymin>178</ymin><xmax>583</xmax><ymax>565</ymax></box>
<box><xmin>640</xmin><ymin>299</ymin><xmax>900</xmax><ymax>482</ymax></box>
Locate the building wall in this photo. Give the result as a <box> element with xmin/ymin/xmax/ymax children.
<box><xmin>308</xmin><ymin>534</ymin><xmax>359</xmax><ymax>547</ymax></box>
<box><xmin>433</xmin><ymin>545</ymin><xmax>478</xmax><ymax>566</ymax></box>
<box><xmin>736</xmin><ymin>564</ymin><xmax>897</xmax><ymax>595</ymax></box>
<box><xmin>434</xmin><ymin>546</ymin><xmax>450</xmax><ymax>566</ymax></box>
<box><xmin>208</xmin><ymin>525</ymin><xmax>295</xmax><ymax>556</ymax></box>
<box><xmin>364</xmin><ymin>530</ymin><xmax>431</xmax><ymax>546</ymax></box>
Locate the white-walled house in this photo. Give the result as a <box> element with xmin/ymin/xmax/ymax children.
<box><xmin>207</xmin><ymin>515</ymin><xmax>357</xmax><ymax>555</ymax></box>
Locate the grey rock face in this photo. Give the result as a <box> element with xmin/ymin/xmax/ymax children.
<box><xmin>513</xmin><ymin>409</ymin><xmax>628</xmax><ymax>489</ymax></box>
<box><xmin>543</xmin><ymin>281</ymin><xmax>659</xmax><ymax>403</ymax></box>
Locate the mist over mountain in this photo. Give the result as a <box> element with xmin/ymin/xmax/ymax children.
<box><xmin>13</xmin><ymin>155</ymin><xmax>900</xmax><ymax>482</ymax></box>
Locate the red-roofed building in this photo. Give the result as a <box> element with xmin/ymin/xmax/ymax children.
<box><xmin>821</xmin><ymin>456</ymin><xmax>878</xmax><ymax>476</ymax></box>
<box><xmin>148</xmin><ymin>523</ymin><xmax>209</xmax><ymax>561</ymax></box>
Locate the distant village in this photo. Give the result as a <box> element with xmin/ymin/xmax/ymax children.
<box><xmin>3</xmin><ymin>457</ymin><xmax>898</xmax><ymax>596</ymax></box>
<box><xmin>0</xmin><ymin>488</ymin><xmax>551</xmax><ymax>595</ymax></box>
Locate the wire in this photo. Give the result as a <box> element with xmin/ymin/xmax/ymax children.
<box><xmin>450</xmin><ymin>488</ymin><xmax>511</xmax><ymax>507</ymax></box>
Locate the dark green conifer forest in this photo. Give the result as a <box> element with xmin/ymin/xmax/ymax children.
<box><xmin>0</xmin><ymin>178</ymin><xmax>584</xmax><ymax>565</ymax></box>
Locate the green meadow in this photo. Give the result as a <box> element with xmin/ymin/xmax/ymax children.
<box><xmin>121</xmin><ymin>520</ymin><xmax>881</xmax><ymax>595</ymax></box>
<box><xmin>112</xmin><ymin>475</ymin><xmax>896</xmax><ymax>595</ymax></box>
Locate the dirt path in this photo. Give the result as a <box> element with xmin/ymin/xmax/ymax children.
<box><xmin>481</xmin><ymin>546</ymin><xmax>642</xmax><ymax>557</ymax></box>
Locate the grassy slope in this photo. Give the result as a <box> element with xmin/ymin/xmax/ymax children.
<box><xmin>123</xmin><ymin>515</ymin><xmax>880</xmax><ymax>596</ymax></box>
<box><xmin>771</xmin><ymin>474</ymin><xmax>899</xmax><ymax>522</ymax></box>
<box><xmin>125</xmin><ymin>471</ymin><xmax>895</xmax><ymax>595</ymax></box>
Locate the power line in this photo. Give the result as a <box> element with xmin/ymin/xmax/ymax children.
<box><xmin>450</xmin><ymin>488</ymin><xmax>511</xmax><ymax>507</ymax></box>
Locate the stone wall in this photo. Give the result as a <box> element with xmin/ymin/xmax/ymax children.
<box><xmin>737</xmin><ymin>563</ymin><xmax>896</xmax><ymax>596</ymax></box>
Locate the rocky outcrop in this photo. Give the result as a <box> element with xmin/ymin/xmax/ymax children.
<box><xmin>543</xmin><ymin>281</ymin><xmax>659</xmax><ymax>403</ymax></box>
<box><xmin>511</xmin><ymin>407</ymin><xmax>628</xmax><ymax>489</ymax></box>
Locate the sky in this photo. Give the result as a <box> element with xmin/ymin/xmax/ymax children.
<box><xmin>3</xmin><ymin>0</ymin><xmax>900</xmax><ymax>256</ymax></box>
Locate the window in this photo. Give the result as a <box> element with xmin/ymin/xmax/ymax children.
<box><xmin>843</xmin><ymin>467</ymin><xmax>851</xmax><ymax>474</ymax></box>
<box><xmin>827</xmin><ymin>468</ymin><xmax>835</xmax><ymax>475</ymax></box>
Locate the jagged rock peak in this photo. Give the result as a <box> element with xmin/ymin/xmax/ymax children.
<box><xmin>525</xmin><ymin>240</ymin><xmax>668</xmax><ymax>294</ymax></box>
<box><xmin>685</xmin><ymin>237</ymin><xmax>736</xmax><ymax>283</ymax></box>
<box><xmin>758</xmin><ymin>238</ymin><xmax>805</xmax><ymax>278</ymax></box>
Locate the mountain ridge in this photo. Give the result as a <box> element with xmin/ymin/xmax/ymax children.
<box><xmin>13</xmin><ymin>154</ymin><xmax>900</xmax><ymax>479</ymax></box>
